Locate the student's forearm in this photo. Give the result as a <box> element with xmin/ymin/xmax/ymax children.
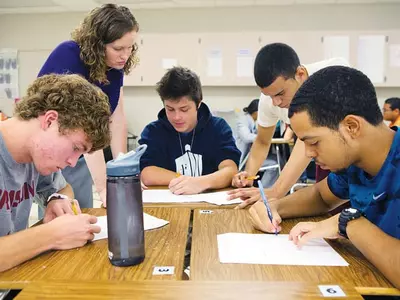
<box><xmin>271</xmin><ymin>139</ymin><xmax>311</xmax><ymax>198</ymax></box>
<box><xmin>276</xmin><ymin>184</ymin><xmax>329</xmax><ymax>219</ymax></box>
<box><xmin>245</xmin><ymin>139</ymin><xmax>272</xmax><ymax>175</ymax></box>
<box><xmin>244</xmin><ymin>125</ymin><xmax>275</xmax><ymax>175</ymax></box>
<box><xmin>84</xmin><ymin>151</ymin><xmax>106</xmax><ymax>194</ymax></box>
<box><xmin>347</xmin><ymin>218</ymin><xmax>400</xmax><ymax>289</ymax></box>
<box><xmin>198</xmin><ymin>166</ymin><xmax>237</xmax><ymax>190</ymax></box>
<box><xmin>276</xmin><ymin>180</ymin><xmax>346</xmax><ymax>219</ymax></box>
<box><xmin>57</xmin><ymin>183</ymin><xmax>74</xmax><ymax>199</ymax></box>
<box><xmin>0</xmin><ymin>224</ymin><xmax>56</xmax><ymax>272</ymax></box>
<box><xmin>141</xmin><ymin>166</ymin><xmax>177</xmax><ymax>186</ymax></box>
<box><xmin>110</xmin><ymin>110</ymin><xmax>127</xmax><ymax>157</ymax></box>
<box><xmin>110</xmin><ymin>91</ymin><xmax>128</xmax><ymax>157</ymax></box>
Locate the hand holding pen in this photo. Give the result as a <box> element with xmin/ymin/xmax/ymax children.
<box><xmin>257</xmin><ymin>180</ymin><xmax>278</xmax><ymax>235</ymax></box>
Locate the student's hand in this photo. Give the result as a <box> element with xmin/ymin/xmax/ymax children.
<box><xmin>43</xmin><ymin>199</ymin><xmax>81</xmax><ymax>223</ymax></box>
<box><xmin>227</xmin><ymin>187</ymin><xmax>277</xmax><ymax>209</ymax></box>
<box><xmin>49</xmin><ymin>214</ymin><xmax>100</xmax><ymax>250</ymax></box>
<box><xmin>231</xmin><ymin>171</ymin><xmax>254</xmax><ymax>188</ymax></box>
<box><xmin>227</xmin><ymin>187</ymin><xmax>260</xmax><ymax>208</ymax></box>
<box><xmin>289</xmin><ymin>214</ymin><xmax>341</xmax><ymax>248</ymax></box>
<box><xmin>248</xmin><ymin>201</ymin><xmax>282</xmax><ymax>233</ymax></box>
<box><xmin>141</xmin><ymin>181</ymin><xmax>148</xmax><ymax>191</ymax></box>
<box><xmin>169</xmin><ymin>176</ymin><xmax>206</xmax><ymax>195</ymax></box>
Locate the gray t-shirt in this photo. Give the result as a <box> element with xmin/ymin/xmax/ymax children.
<box><xmin>0</xmin><ymin>133</ymin><xmax>67</xmax><ymax>236</ymax></box>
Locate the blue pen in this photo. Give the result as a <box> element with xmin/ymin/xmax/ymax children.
<box><xmin>257</xmin><ymin>180</ymin><xmax>278</xmax><ymax>235</ymax></box>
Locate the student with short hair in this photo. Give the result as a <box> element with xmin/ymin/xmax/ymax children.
<box><xmin>0</xmin><ymin>74</ymin><xmax>111</xmax><ymax>272</ymax></box>
<box><xmin>230</xmin><ymin>43</ymin><xmax>349</xmax><ymax>207</ymax></box>
<box><xmin>249</xmin><ymin>66</ymin><xmax>400</xmax><ymax>288</ymax></box>
<box><xmin>139</xmin><ymin>67</ymin><xmax>240</xmax><ymax>195</ymax></box>
<box><xmin>383</xmin><ymin>97</ymin><xmax>400</xmax><ymax>129</ymax></box>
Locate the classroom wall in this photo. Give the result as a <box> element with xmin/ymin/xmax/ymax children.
<box><xmin>0</xmin><ymin>3</ymin><xmax>399</xmax><ymax>134</ymax></box>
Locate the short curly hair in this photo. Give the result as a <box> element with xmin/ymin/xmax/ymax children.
<box><xmin>14</xmin><ymin>74</ymin><xmax>111</xmax><ymax>152</ymax></box>
<box><xmin>71</xmin><ymin>4</ymin><xmax>139</xmax><ymax>84</ymax></box>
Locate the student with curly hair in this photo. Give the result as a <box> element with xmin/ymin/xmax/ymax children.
<box><xmin>38</xmin><ymin>4</ymin><xmax>139</xmax><ymax>208</ymax></box>
<box><xmin>0</xmin><ymin>74</ymin><xmax>111</xmax><ymax>271</ymax></box>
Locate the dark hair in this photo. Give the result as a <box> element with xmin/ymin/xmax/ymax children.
<box><xmin>385</xmin><ymin>97</ymin><xmax>400</xmax><ymax>111</ymax></box>
<box><xmin>72</xmin><ymin>4</ymin><xmax>139</xmax><ymax>83</ymax></box>
<box><xmin>254</xmin><ymin>43</ymin><xmax>300</xmax><ymax>88</ymax></box>
<box><xmin>156</xmin><ymin>67</ymin><xmax>203</xmax><ymax>106</ymax></box>
<box><xmin>288</xmin><ymin>66</ymin><xmax>383</xmax><ymax>130</ymax></box>
<box><xmin>243</xmin><ymin>99</ymin><xmax>259</xmax><ymax>114</ymax></box>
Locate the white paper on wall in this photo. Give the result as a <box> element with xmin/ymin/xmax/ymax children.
<box><xmin>357</xmin><ymin>35</ymin><xmax>386</xmax><ymax>84</ymax></box>
<box><xmin>323</xmin><ymin>36</ymin><xmax>350</xmax><ymax>63</ymax></box>
<box><xmin>236</xmin><ymin>48</ymin><xmax>253</xmax><ymax>78</ymax></box>
<box><xmin>207</xmin><ymin>48</ymin><xmax>223</xmax><ymax>77</ymax></box>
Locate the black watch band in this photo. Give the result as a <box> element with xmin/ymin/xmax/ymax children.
<box><xmin>338</xmin><ymin>208</ymin><xmax>363</xmax><ymax>239</ymax></box>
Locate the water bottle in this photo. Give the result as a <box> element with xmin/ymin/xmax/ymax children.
<box><xmin>106</xmin><ymin>144</ymin><xmax>147</xmax><ymax>267</ymax></box>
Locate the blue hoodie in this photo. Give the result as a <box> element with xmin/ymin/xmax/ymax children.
<box><xmin>139</xmin><ymin>103</ymin><xmax>240</xmax><ymax>176</ymax></box>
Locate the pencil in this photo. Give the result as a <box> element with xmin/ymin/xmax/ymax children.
<box><xmin>176</xmin><ymin>172</ymin><xmax>181</xmax><ymax>178</ymax></box>
<box><xmin>245</xmin><ymin>175</ymin><xmax>259</xmax><ymax>180</ymax></box>
<box><xmin>71</xmin><ymin>201</ymin><xmax>78</xmax><ymax>215</ymax></box>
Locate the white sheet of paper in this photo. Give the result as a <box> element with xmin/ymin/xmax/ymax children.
<box><xmin>323</xmin><ymin>35</ymin><xmax>350</xmax><ymax>63</ymax></box>
<box><xmin>389</xmin><ymin>44</ymin><xmax>400</xmax><ymax>67</ymax></box>
<box><xmin>162</xmin><ymin>58</ymin><xmax>177</xmax><ymax>69</ymax></box>
<box><xmin>207</xmin><ymin>49</ymin><xmax>223</xmax><ymax>77</ymax></box>
<box><xmin>143</xmin><ymin>190</ymin><xmax>242</xmax><ymax>206</ymax></box>
<box><xmin>217</xmin><ymin>233</ymin><xmax>349</xmax><ymax>266</ymax></box>
<box><xmin>357</xmin><ymin>35</ymin><xmax>386</xmax><ymax>83</ymax></box>
<box><xmin>93</xmin><ymin>213</ymin><xmax>169</xmax><ymax>241</ymax></box>
<box><xmin>236</xmin><ymin>49</ymin><xmax>253</xmax><ymax>78</ymax></box>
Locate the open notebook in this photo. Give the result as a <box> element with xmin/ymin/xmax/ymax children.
<box><xmin>143</xmin><ymin>190</ymin><xmax>242</xmax><ymax>206</ymax></box>
<box><xmin>93</xmin><ymin>213</ymin><xmax>169</xmax><ymax>241</ymax></box>
<box><xmin>218</xmin><ymin>233</ymin><xmax>349</xmax><ymax>267</ymax></box>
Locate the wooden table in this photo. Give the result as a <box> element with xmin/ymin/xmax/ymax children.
<box><xmin>190</xmin><ymin>209</ymin><xmax>400</xmax><ymax>296</ymax></box>
<box><xmin>0</xmin><ymin>207</ymin><xmax>190</xmax><ymax>283</ymax></box>
<box><xmin>12</xmin><ymin>280</ymin><xmax>362</xmax><ymax>299</ymax></box>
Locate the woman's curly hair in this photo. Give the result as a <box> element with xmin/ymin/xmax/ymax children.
<box><xmin>14</xmin><ymin>74</ymin><xmax>111</xmax><ymax>153</ymax></box>
<box><xmin>71</xmin><ymin>4</ymin><xmax>139</xmax><ymax>84</ymax></box>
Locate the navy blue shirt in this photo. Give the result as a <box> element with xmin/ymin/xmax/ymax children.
<box><xmin>139</xmin><ymin>103</ymin><xmax>241</xmax><ymax>176</ymax></box>
<box><xmin>38</xmin><ymin>40</ymin><xmax>123</xmax><ymax>113</ymax></box>
<box><xmin>328</xmin><ymin>129</ymin><xmax>400</xmax><ymax>239</ymax></box>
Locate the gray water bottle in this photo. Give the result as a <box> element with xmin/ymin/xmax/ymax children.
<box><xmin>106</xmin><ymin>144</ymin><xmax>147</xmax><ymax>267</ymax></box>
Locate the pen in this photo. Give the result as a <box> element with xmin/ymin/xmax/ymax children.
<box><xmin>245</xmin><ymin>175</ymin><xmax>259</xmax><ymax>180</ymax></box>
<box><xmin>71</xmin><ymin>201</ymin><xmax>78</xmax><ymax>215</ymax></box>
<box><xmin>257</xmin><ymin>180</ymin><xmax>277</xmax><ymax>235</ymax></box>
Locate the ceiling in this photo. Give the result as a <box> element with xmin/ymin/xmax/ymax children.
<box><xmin>0</xmin><ymin>0</ymin><xmax>399</xmax><ymax>14</ymax></box>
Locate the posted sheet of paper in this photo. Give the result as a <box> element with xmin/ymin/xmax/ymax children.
<box><xmin>357</xmin><ymin>35</ymin><xmax>386</xmax><ymax>83</ymax></box>
<box><xmin>236</xmin><ymin>49</ymin><xmax>253</xmax><ymax>78</ymax></box>
<box><xmin>217</xmin><ymin>233</ymin><xmax>349</xmax><ymax>266</ymax></box>
<box><xmin>323</xmin><ymin>35</ymin><xmax>350</xmax><ymax>62</ymax></box>
<box><xmin>93</xmin><ymin>213</ymin><xmax>169</xmax><ymax>241</ymax></box>
<box><xmin>207</xmin><ymin>48</ymin><xmax>223</xmax><ymax>77</ymax></box>
<box><xmin>143</xmin><ymin>190</ymin><xmax>242</xmax><ymax>206</ymax></box>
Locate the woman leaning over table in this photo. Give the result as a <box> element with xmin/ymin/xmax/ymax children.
<box><xmin>36</xmin><ymin>4</ymin><xmax>139</xmax><ymax>211</ymax></box>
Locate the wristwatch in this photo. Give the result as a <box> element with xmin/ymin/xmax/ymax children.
<box><xmin>338</xmin><ymin>208</ymin><xmax>363</xmax><ymax>239</ymax></box>
<box><xmin>46</xmin><ymin>193</ymin><xmax>68</xmax><ymax>205</ymax></box>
